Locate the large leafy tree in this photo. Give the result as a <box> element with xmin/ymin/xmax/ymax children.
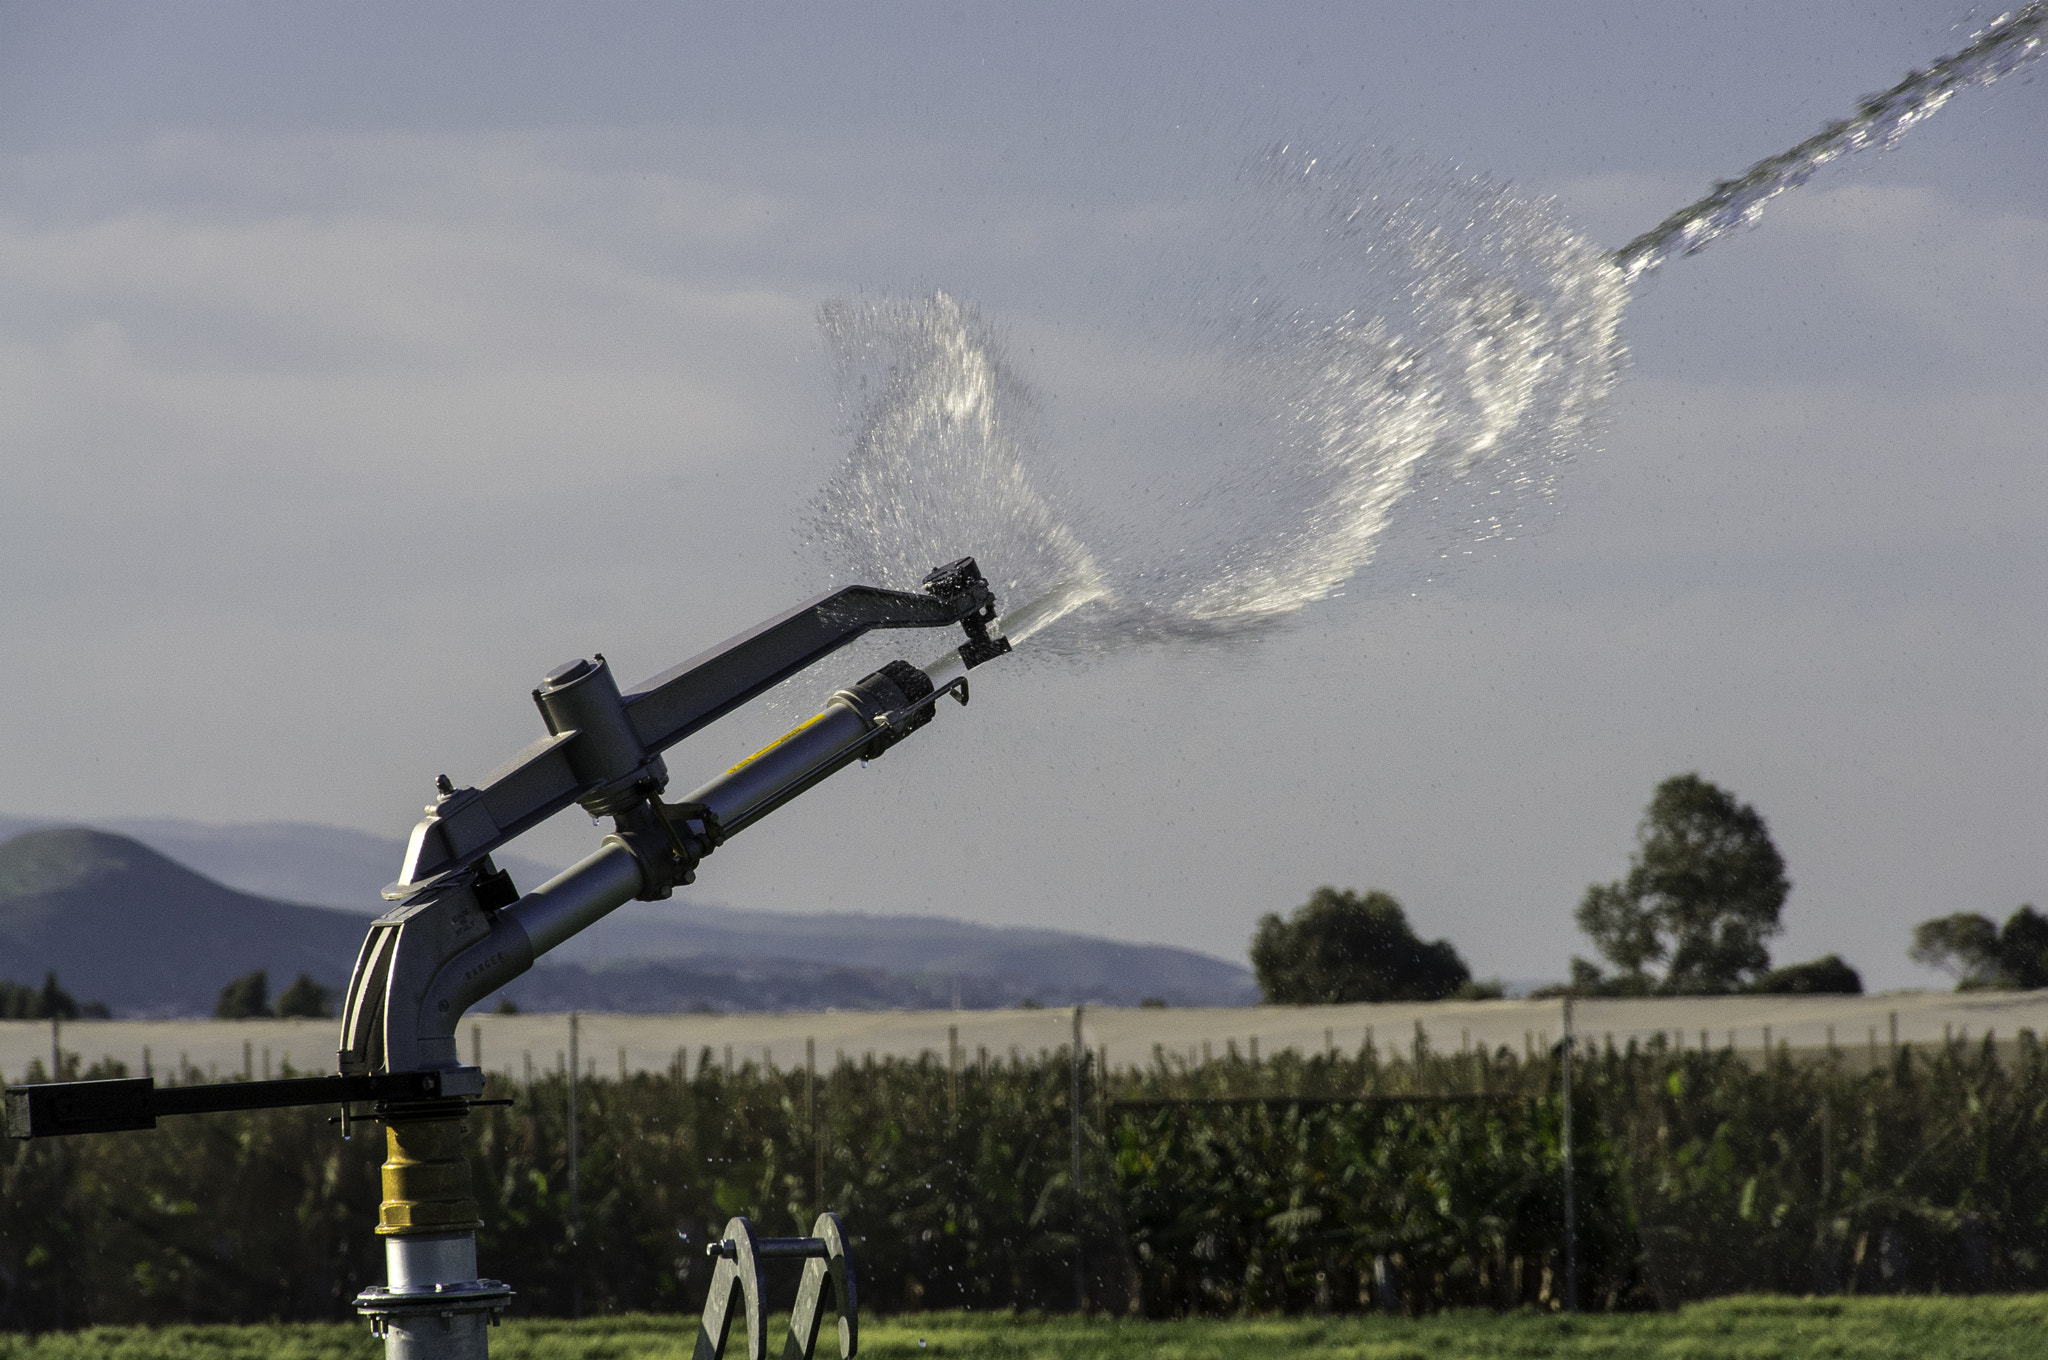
<box><xmin>1575</xmin><ymin>773</ymin><xmax>1790</xmax><ymax>995</ymax></box>
<box><xmin>1910</xmin><ymin>905</ymin><xmax>2048</xmax><ymax>990</ymax></box>
<box><xmin>1251</xmin><ymin>886</ymin><xmax>1471</xmax><ymax>1004</ymax></box>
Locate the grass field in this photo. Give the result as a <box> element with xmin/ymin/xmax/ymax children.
<box><xmin>3</xmin><ymin>1297</ymin><xmax>2044</xmax><ymax>1360</ymax></box>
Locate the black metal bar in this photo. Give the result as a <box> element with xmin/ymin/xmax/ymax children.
<box><xmin>6</xmin><ymin>1070</ymin><xmax>458</xmax><ymax>1140</ymax></box>
<box><xmin>622</xmin><ymin>583</ymin><xmax>981</xmax><ymax>756</ymax></box>
<box><xmin>706</xmin><ymin>1235</ymin><xmax>829</xmax><ymax>1261</ymax></box>
<box><xmin>394</xmin><ymin>573</ymin><xmax>999</xmax><ymax>890</ymax></box>
<box><xmin>754</xmin><ymin>1237</ymin><xmax>831</xmax><ymax>1259</ymax></box>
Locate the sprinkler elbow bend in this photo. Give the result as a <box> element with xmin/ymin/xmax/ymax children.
<box><xmin>411</xmin><ymin>841</ymin><xmax>650</xmax><ymax>1049</ymax></box>
<box><xmin>418</xmin><ymin>918</ymin><xmax>537</xmax><ymax>1045</ymax></box>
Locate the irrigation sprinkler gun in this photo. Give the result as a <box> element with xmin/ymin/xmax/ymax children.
<box><xmin>4</xmin><ymin>557</ymin><xmax>1013</xmax><ymax>1360</ymax></box>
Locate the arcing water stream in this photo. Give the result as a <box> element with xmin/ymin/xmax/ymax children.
<box><xmin>806</xmin><ymin>6</ymin><xmax>2045</xmax><ymax>675</ymax></box>
<box><xmin>1615</xmin><ymin>2</ymin><xmax>2047</xmax><ymax>280</ymax></box>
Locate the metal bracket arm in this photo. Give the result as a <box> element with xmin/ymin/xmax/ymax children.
<box><xmin>333</xmin><ymin>558</ymin><xmax>1013</xmax><ymax>1081</ymax></box>
<box><xmin>5</xmin><ymin>1068</ymin><xmax>481</xmax><ymax>1140</ymax></box>
<box><xmin>391</xmin><ymin>558</ymin><xmax>1007</xmax><ymax>896</ymax></box>
<box><xmin>696</xmin><ymin>1214</ymin><xmax>857</xmax><ymax>1360</ymax></box>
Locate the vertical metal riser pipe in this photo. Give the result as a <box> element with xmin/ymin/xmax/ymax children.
<box><xmin>355</xmin><ymin>1109</ymin><xmax>512</xmax><ymax>1358</ymax></box>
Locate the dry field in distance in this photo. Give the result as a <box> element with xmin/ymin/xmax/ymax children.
<box><xmin>8</xmin><ymin>990</ymin><xmax>2048</xmax><ymax>1087</ymax></box>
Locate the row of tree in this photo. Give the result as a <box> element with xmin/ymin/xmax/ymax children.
<box><xmin>0</xmin><ymin>974</ymin><xmax>107</xmax><ymax>1021</ymax></box>
<box><xmin>213</xmin><ymin>969</ymin><xmax>335</xmax><ymax>1020</ymax></box>
<box><xmin>6</xmin><ymin>1031</ymin><xmax>2045</xmax><ymax>1327</ymax></box>
<box><xmin>0</xmin><ymin>971</ymin><xmax>335</xmax><ymax>1022</ymax></box>
<box><xmin>1254</xmin><ymin>771</ymin><xmax>2037</xmax><ymax>1005</ymax></box>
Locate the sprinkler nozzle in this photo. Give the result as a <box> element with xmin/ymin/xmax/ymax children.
<box><xmin>922</xmin><ymin>557</ymin><xmax>1013</xmax><ymax>669</ymax></box>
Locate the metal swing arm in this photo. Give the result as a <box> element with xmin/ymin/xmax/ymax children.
<box><xmin>391</xmin><ymin>557</ymin><xmax>1010</xmax><ymax>896</ymax></box>
<box><xmin>329</xmin><ymin>557</ymin><xmax>1011</xmax><ymax>1082</ymax></box>
<box><xmin>5</xmin><ymin>1069</ymin><xmax>464</xmax><ymax>1139</ymax></box>
<box><xmin>5</xmin><ymin>556</ymin><xmax>1014</xmax><ymax>1138</ymax></box>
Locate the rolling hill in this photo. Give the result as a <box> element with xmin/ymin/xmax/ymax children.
<box><xmin>0</xmin><ymin>824</ymin><xmax>1258</xmax><ymax>1015</ymax></box>
<box><xmin>0</xmin><ymin>827</ymin><xmax>370</xmax><ymax>1017</ymax></box>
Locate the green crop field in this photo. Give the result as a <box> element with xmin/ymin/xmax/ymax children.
<box><xmin>2</xmin><ymin>1297</ymin><xmax>2044</xmax><ymax>1360</ymax></box>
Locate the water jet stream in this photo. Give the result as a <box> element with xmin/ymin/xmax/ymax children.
<box><xmin>1614</xmin><ymin>3</ymin><xmax>2046</xmax><ymax>279</ymax></box>
<box><xmin>812</xmin><ymin>7</ymin><xmax>2044</xmax><ymax>668</ymax></box>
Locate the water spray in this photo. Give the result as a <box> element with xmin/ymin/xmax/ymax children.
<box><xmin>1614</xmin><ymin>2</ymin><xmax>2047</xmax><ymax>280</ymax></box>
<box><xmin>816</xmin><ymin>9</ymin><xmax>2044</xmax><ymax>667</ymax></box>
<box><xmin>4</xmin><ymin>557</ymin><xmax>1012</xmax><ymax>1359</ymax></box>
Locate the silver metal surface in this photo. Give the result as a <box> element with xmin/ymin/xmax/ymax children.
<box><xmin>357</xmin><ymin>1232</ymin><xmax>511</xmax><ymax>1360</ymax></box>
<box><xmin>342</xmin><ymin>847</ymin><xmax>645</xmax><ymax>1077</ymax></box>
<box><xmin>340</xmin><ymin>876</ymin><xmax>504</xmax><ymax>1076</ymax></box>
<box><xmin>534</xmin><ymin>655</ymin><xmax>666</xmax><ymax>815</ymax></box>
<box><xmin>386</xmin><ymin>1233</ymin><xmax>480</xmax><ymax>1292</ymax></box>
<box><xmin>501</xmin><ymin>842</ymin><xmax>647</xmax><ymax>958</ymax></box>
<box><xmin>677</xmin><ymin>704</ymin><xmax>873</xmax><ymax>837</ymax></box>
<box><xmin>377</xmin><ymin>1313</ymin><xmax>490</xmax><ymax>1360</ymax></box>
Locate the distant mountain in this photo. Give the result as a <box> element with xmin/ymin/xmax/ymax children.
<box><xmin>0</xmin><ymin>813</ymin><xmax>560</xmax><ymax>912</ymax></box>
<box><xmin>543</xmin><ymin>901</ymin><xmax>1259</xmax><ymax>1008</ymax></box>
<box><xmin>491</xmin><ymin>957</ymin><xmax>1028</xmax><ymax>1014</ymax></box>
<box><xmin>0</xmin><ymin>828</ymin><xmax>370</xmax><ymax>1017</ymax></box>
<box><xmin>0</xmin><ymin>825</ymin><xmax>1259</xmax><ymax>1015</ymax></box>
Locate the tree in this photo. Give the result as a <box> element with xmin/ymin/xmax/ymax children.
<box><xmin>1251</xmin><ymin>887</ymin><xmax>1471</xmax><ymax>1004</ymax></box>
<box><xmin>0</xmin><ymin>972</ymin><xmax>84</xmax><ymax>1020</ymax></box>
<box><xmin>1910</xmin><ymin>906</ymin><xmax>2048</xmax><ymax>990</ymax></box>
<box><xmin>1750</xmin><ymin>953</ymin><xmax>1862</xmax><ymax>995</ymax></box>
<box><xmin>274</xmin><ymin>973</ymin><xmax>333</xmax><ymax>1019</ymax></box>
<box><xmin>1574</xmin><ymin>773</ymin><xmax>1790</xmax><ymax>995</ymax></box>
<box><xmin>214</xmin><ymin>969</ymin><xmax>271</xmax><ymax>1019</ymax></box>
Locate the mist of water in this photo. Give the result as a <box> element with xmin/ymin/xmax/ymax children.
<box><xmin>806</xmin><ymin>5</ymin><xmax>2045</xmax><ymax>665</ymax></box>
<box><xmin>810</xmin><ymin>154</ymin><xmax>1628</xmax><ymax>661</ymax></box>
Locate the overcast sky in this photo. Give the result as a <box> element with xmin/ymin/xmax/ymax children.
<box><xmin>2</xmin><ymin>3</ymin><xmax>2042</xmax><ymax>991</ymax></box>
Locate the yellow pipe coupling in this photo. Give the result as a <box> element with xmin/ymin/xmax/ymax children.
<box><xmin>377</xmin><ymin>1113</ymin><xmax>481</xmax><ymax>1236</ymax></box>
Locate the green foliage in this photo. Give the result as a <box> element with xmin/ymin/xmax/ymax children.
<box><xmin>0</xmin><ymin>973</ymin><xmax>94</xmax><ymax>1021</ymax></box>
<box><xmin>1911</xmin><ymin>906</ymin><xmax>2048</xmax><ymax>990</ymax></box>
<box><xmin>213</xmin><ymin>969</ymin><xmax>271</xmax><ymax>1019</ymax></box>
<box><xmin>1576</xmin><ymin>774</ymin><xmax>1790</xmax><ymax>995</ymax></box>
<box><xmin>9</xmin><ymin>1035</ymin><xmax>2048</xmax><ymax>1329</ymax></box>
<box><xmin>1750</xmin><ymin>953</ymin><xmax>1862</xmax><ymax>995</ymax></box>
<box><xmin>274</xmin><ymin>973</ymin><xmax>333</xmax><ymax>1019</ymax></box>
<box><xmin>1251</xmin><ymin>888</ymin><xmax>1469</xmax><ymax>1004</ymax></box>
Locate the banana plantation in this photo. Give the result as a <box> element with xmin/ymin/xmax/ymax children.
<box><xmin>5</xmin><ymin>1029</ymin><xmax>2047</xmax><ymax>1330</ymax></box>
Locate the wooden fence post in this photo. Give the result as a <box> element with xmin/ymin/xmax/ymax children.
<box><xmin>1562</xmin><ymin>995</ymin><xmax>1576</xmax><ymax>1313</ymax></box>
<box><xmin>568</xmin><ymin>1011</ymin><xmax>582</xmax><ymax>1319</ymax></box>
<box><xmin>1072</xmin><ymin>1004</ymin><xmax>1086</xmax><ymax>1314</ymax></box>
<box><xmin>807</xmin><ymin>1036</ymin><xmax>821</xmax><ymax>1211</ymax></box>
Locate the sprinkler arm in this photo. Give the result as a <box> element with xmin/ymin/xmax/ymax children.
<box><xmin>5</xmin><ymin>557</ymin><xmax>1012</xmax><ymax>1137</ymax></box>
<box><xmin>336</xmin><ymin>557</ymin><xmax>1012</xmax><ymax>1079</ymax></box>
